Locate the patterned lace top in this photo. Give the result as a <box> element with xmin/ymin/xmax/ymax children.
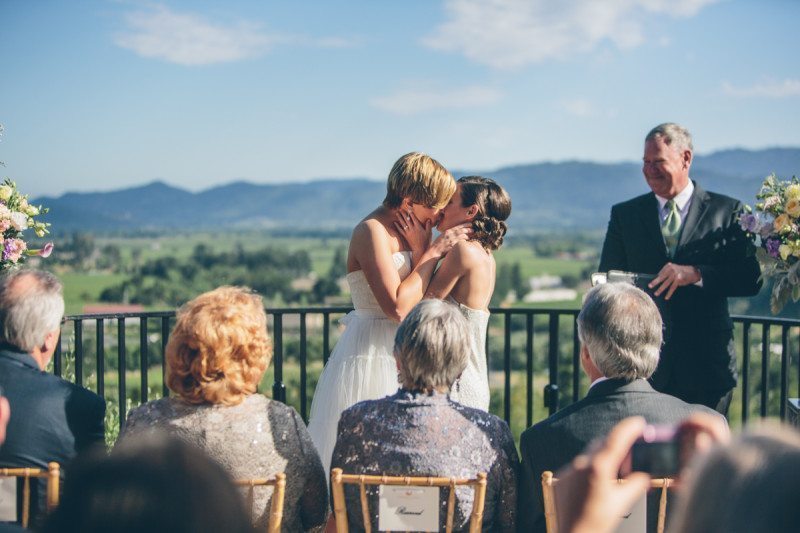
<box><xmin>330</xmin><ymin>389</ymin><xmax>519</xmax><ymax>532</ymax></box>
<box><xmin>120</xmin><ymin>394</ymin><xmax>328</xmax><ymax>532</ymax></box>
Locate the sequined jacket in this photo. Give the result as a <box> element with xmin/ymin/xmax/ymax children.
<box><xmin>121</xmin><ymin>394</ymin><xmax>328</xmax><ymax>532</ymax></box>
<box><xmin>331</xmin><ymin>389</ymin><xmax>519</xmax><ymax>532</ymax></box>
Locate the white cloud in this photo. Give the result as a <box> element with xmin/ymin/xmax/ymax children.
<box><xmin>559</xmin><ymin>98</ymin><xmax>618</xmax><ymax>118</ymax></box>
<box><xmin>722</xmin><ymin>79</ymin><xmax>800</xmax><ymax>98</ymax></box>
<box><xmin>423</xmin><ymin>0</ymin><xmax>717</xmax><ymax>69</ymax></box>
<box><xmin>115</xmin><ymin>5</ymin><xmax>275</xmax><ymax>66</ymax></box>
<box><xmin>561</xmin><ymin>99</ymin><xmax>595</xmax><ymax>117</ymax></box>
<box><xmin>370</xmin><ymin>86</ymin><xmax>503</xmax><ymax>115</ymax></box>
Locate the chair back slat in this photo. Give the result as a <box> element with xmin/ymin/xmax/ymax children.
<box><xmin>541</xmin><ymin>471</ymin><xmax>674</xmax><ymax>533</ymax></box>
<box><xmin>234</xmin><ymin>472</ymin><xmax>286</xmax><ymax>533</ymax></box>
<box><xmin>0</xmin><ymin>462</ymin><xmax>61</xmax><ymax>528</ymax></box>
<box><xmin>330</xmin><ymin>468</ymin><xmax>488</xmax><ymax>533</ymax></box>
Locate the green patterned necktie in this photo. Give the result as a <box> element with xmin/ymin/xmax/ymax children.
<box><xmin>661</xmin><ymin>199</ymin><xmax>682</xmax><ymax>257</ymax></box>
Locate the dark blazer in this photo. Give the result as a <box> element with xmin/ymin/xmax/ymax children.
<box><xmin>598</xmin><ymin>183</ymin><xmax>761</xmax><ymax>392</ymax></box>
<box><xmin>0</xmin><ymin>348</ymin><xmax>105</xmax><ymax>523</ymax></box>
<box><xmin>517</xmin><ymin>378</ymin><xmax>721</xmax><ymax>533</ymax></box>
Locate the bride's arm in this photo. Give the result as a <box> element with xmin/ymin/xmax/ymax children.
<box><xmin>354</xmin><ymin>220</ymin><xmax>467</xmax><ymax>322</ymax></box>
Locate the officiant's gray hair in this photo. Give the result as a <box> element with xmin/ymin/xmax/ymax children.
<box><xmin>394</xmin><ymin>299</ymin><xmax>469</xmax><ymax>392</ymax></box>
<box><xmin>578</xmin><ymin>283</ymin><xmax>661</xmax><ymax>380</ymax></box>
<box><xmin>646</xmin><ymin>122</ymin><xmax>694</xmax><ymax>153</ymax></box>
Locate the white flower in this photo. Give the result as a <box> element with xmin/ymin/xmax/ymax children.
<box><xmin>10</xmin><ymin>211</ymin><xmax>28</xmax><ymax>231</ymax></box>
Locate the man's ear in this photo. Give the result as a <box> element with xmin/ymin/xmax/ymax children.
<box><xmin>682</xmin><ymin>149</ymin><xmax>693</xmax><ymax>168</ymax></box>
<box><xmin>401</xmin><ymin>197</ymin><xmax>413</xmax><ymax>212</ymax></box>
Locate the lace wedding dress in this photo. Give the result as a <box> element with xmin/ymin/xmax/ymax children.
<box><xmin>307</xmin><ymin>251</ymin><xmax>410</xmax><ymax>476</ymax></box>
<box><xmin>448</xmin><ymin>296</ymin><xmax>491</xmax><ymax>411</ymax></box>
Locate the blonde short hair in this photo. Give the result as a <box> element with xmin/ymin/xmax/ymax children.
<box><xmin>165</xmin><ymin>286</ymin><xmax>271</xmax><ymax>406</ymax></box>
<box><xmin>382</xmin><ymin>152</ymin><xmax>455</xmax><ymax>210</ymax></box>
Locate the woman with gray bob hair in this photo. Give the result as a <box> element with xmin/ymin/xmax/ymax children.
<box><xmin>577</xmin><ymin>283</ymin><xmax>662</xmax><ymax>381</ymax></box>
<box><xmin>330</xmin><ymin>299</ymin><xmax>520</xmax><ymax>531</ymax></box>
<box><xmin>394</xmin><ymin>298</ymin><xmax>470</xmax><ymax>392</ymax></box>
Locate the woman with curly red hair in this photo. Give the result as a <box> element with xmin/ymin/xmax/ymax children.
<box><xmin>119</xmin><ymin>286</ymin><xmax>327</xmax><ymax>532</ymax></box>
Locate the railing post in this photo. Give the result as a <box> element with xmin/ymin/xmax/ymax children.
<box><xmin>272</xmin><ymin>313</ymin><xmax>286</xmax><ymax>403</ymax></box>
<box><xmin>74</xmin><ymin>319</ymin><xmax>83</xmax><ymax>386</ymax></box>
<box><xmin>140</xmin><ymin>317</ymin><xmax>149</xmax><ymax>403</ymax></box>
<box><xmin>96</xmin><ymin>318</ymin><xmax>105</xmax><ymax>398</ymax></box>
<box><xmin>780</xmin><ymin>326</ymin><xmax>789</xmax><ymax>420</ymax></box>
<box><xmin>161</xmin><ymin>316</ymin><xmax>170</xmax><ymax>398</ymax></box>
<box><xmin>572</xmin><ymin>316</ymin><xmax>580</xmax><ymax>403</ymax></box>
<box><xmin>545</xmin><ymin>313</ymin><xmax>560</xmax><ymax>415</ymax></box>
<box><xmin>503</xmin><ymin>312</ymin><xmax>512</xmax><ymax>425</ymax></box>
<box><xmin>300</xmin><ymin>312</ymin><xmax>308</xmax><ymax>422</ymax></box>
<box><xmin>761</xmin><ymin>323</ymin><xmax>769</xmax><ymax>418</ymax></box>
<box><xmin>118</xmin><ymin>317</ymin><xmax>127</xmax><ymax>429</ymax></box>
<box><xmin>741</xmin><ymin>322</ymin><xmax>750</xmax><ymax>425</ymax></box>
<box><xmin>322</xmin><ymin>313</ymin><xmax>331</xmax><ymax>365</ymax></box>
<box><xmin>526</xmin><ymin>313</ymin><xmax>534</xmax><ymax>429</ymax></box>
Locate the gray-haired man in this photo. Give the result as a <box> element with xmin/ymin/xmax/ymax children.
<box><xmin>0</xmin><ymin>270</ymin><xmax>105</xmax><ymax>524</ymax></box>
<box><xmin>517</xmin><ymin>283</ymin><xmax>724</xmax><ymax>533</ymax></box>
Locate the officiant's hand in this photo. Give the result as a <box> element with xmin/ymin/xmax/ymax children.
<box><xmin>649</xmin><ymin>263</ymin><xmax>701</xmax><ymax>300</ymax></box>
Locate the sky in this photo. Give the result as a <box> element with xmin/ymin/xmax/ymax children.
<box><xmin>1</xmin><ymin>0</ymin><xmax>799</xmax><ymax>197</ymax></box>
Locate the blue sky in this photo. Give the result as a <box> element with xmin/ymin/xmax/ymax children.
<box><xmin>1</xmin><ymin>0</ymin><xmax>799</xmax><ymax>197</ymax></box>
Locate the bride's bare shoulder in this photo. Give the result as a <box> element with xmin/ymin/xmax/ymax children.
<box><xmin>351</xmin><ymin>209</ymin><xmax>392</xmax><ymax>246</ymax></box>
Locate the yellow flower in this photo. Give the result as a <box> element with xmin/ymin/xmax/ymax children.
<box><xmin>0</xmin><ymin>186</ymin><xmax>12</xmax><ymax>202</ymax></box>
<box><xmin>774</xmin><ymin>213</ymin><xmax>791</xmax><ymax>233</ymax></box>
<box><xmin>786</xmin><ymin>198</ymin><xmax>800</xmax><ymax>218</ymax></box>
<box><xmin>24</xmin><ymin>204</ymin><xmax>39</xmax><ymax>217</ymax></box>
<box><xmin>786</xmin><ymin>184</ymin><xmax>800</xmax><ymax>200</ymax></box>
<box><xmin>779</xmin><ymin>244</ymin><xmax>792</xmax><ymax>260</ymax></box>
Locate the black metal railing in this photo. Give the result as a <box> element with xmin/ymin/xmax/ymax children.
<box><xmin>55</xmin><ymin>307</ymin><xmax>800</xmax><ymax>436</ymax></box>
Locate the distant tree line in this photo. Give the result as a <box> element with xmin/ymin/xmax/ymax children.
<box><xmin>99</xmin><ymin>244</ymin><xmax>322</xmax><ymax>307</ymax></box>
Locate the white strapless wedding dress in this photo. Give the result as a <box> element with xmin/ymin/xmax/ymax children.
<box><xmin>448</xmin><ymin>297</ymin><xmax>491</xmax><ymax>411</ymax></box>
<box><xmin>307</xmin><ymin>251</ymin><xmax>410</xmax><ymax>476</ymax></box>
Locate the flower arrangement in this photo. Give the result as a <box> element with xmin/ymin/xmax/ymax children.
<box><xmin>0</xmin><ymin>178</ymin><xmax>53</xmax><ymax>269</ymax></box>
<box><xmin>739</xmin><ymin>173</ymin><xmax>800</xmax><ymax>313</ymax></box>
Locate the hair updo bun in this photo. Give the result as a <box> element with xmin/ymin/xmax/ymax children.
<box><xmin>457</xmin><ymin>176</ymin><xmax>511</xmax><ymax>251</ymax></box>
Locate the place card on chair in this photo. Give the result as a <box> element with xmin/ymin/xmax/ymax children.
<box><xmin>614</xmin><ymin>493</ymin><xmax>646</xmax><ymax>533</ymax></box>
<box><xmin>0</xmin><ymin>478</ymin><xmax>16</xmax><ymax>522</ymax></box>
<box><xmin>378</xmin><ymin>485</ymin><xmax>439</xmax><ymax>532</ymax></box>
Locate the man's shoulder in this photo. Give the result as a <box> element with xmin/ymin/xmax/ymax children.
<box><xmin>610</xmin><ymin>192</ymin><xmax>655</xmax><ymax>213</ymax></box>
<box><xmin>520</xmin><ymin>397</ymin><xmax>592</xmax><ymax>445</ymax></box>
<box><xmin>700</xmin><ymin>188</ymin><xmax>742</xmax><ymax>209</ymax></box>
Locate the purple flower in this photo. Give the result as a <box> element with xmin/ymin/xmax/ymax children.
<box><xmin>740</xmin><ymin>213</ymin><xmax>758</xmax><ymax>233</ymax></box>
<box><xmin>766</xmin><ymin>238</ymin><xmax>782</xmax><ymax>258</ymax></box>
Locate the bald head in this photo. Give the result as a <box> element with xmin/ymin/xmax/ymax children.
<box><xmin>0</xmin><ymin>270</ymin><xmax>64</xmax><ymax>356</ymax></box>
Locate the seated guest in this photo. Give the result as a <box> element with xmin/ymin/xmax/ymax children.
<box><xmin>0</xmin><ymin>270</ymin><xmax>105</xmax><ymax>525</ymax></box>
<box><xmin>331</xmin><ymin>299</ymin><xmax>519</xmax><ymax>532</ymax></box>
<box><xmin>518</xmin><ymin>282</ymin><xmax>725</xmax><ymax>533</ymax></box>
<box><xmin>119</xmin><ymin>286</ymin><xmax>327</xmax><ymax>532</ymax></box>
<box><xmin>41</xmin><ymin>434</ymin><xmax>255</xmax><ymax>533</ymax></box>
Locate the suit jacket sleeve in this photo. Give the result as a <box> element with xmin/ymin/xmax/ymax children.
<box><xmin>517</xmin><ymin>431</ymin><xmax>546</xmax><ymax>533</ymax></box>
<box><xmin>599</xmin><ymin>205</ymin><xmax>628</xmax><ymax>273</ymax></box>
<box><xmin>694</xmin><ymin>201</ymin><xmax>762</xmax><ymax>298</ymax></box>
<box><xmin>66</xmin><ymin>388</ymin><xmax>106</xmax><ymax>453</ymax></box>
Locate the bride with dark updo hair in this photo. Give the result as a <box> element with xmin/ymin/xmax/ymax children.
<box><xmin>396</xmin><ymin>175</ymin><xmax>511</xmax><ymax>410</ymax></box>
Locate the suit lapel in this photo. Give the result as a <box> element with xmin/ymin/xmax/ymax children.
<box><xmin>676</xmin><ymin>181</ymin><xmax>710</xmax><ymax>253</ymax></box>
<box><xmin>637</xmin><ymin>194</ymin><xmax>670</xmax><ymax>264</ymax></box>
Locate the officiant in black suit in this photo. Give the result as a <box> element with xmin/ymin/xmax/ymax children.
<box><xmin>599</xmin><ymin>123</ymin><xmax>761</xmax><ymax>415</ymax></box>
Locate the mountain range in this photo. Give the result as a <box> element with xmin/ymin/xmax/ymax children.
<box><xmin>35</xmin><ymin>147</ymin><xmax>800</xmax><ymax>233</ymax></box>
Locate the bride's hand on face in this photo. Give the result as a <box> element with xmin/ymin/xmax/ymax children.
<box><xmin>394</xmin><ymin>210</ymin><xmax>431</xmax><ymax>256</ymax></box>
<box><xmin>429</xmin><ymin>223</ymin><xmax>472</xmax><ymax>258</ymax></box>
